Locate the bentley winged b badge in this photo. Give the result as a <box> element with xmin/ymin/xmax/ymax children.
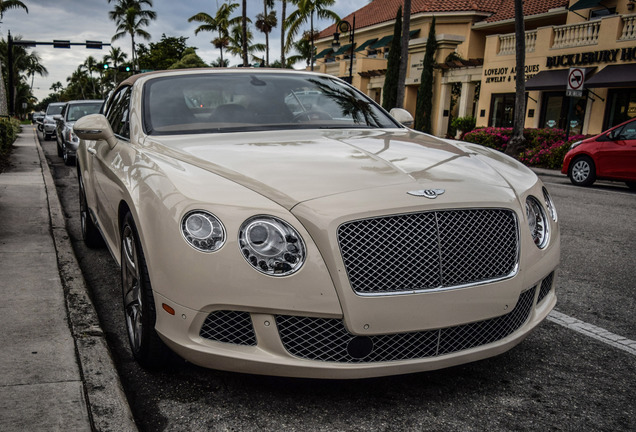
<box><xmin>407</xmin><ymin>189</ymin><xmax>446</xmax><ymax>199</ymax></box>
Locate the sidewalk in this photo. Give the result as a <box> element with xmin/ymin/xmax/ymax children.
<box><xmin>0</xmin><ymin>128</ymin><xmax>136</xmax><ymax>431</ymax></box>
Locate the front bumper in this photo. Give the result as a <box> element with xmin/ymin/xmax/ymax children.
<box><xmin>155</xmin><ymin>272</ymin><xmax>556</xmax><ymax>379</ymax></box>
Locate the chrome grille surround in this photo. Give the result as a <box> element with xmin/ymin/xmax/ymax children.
<box><xmin>337</xmin><ymin>209</ymin><xmax>519</xmax><ymax>296</ymax></box>
<box><xmin>537</xmin><ymin>272</ymin><xmax>555</xmax><ymax>303</ymax></box>
<box><xmin>200</xmin><ymin>310</ymin><xmax>257</xmax><ymax>346</ymax></box>
<box><xmin>275</xmin><ymin>288</ymin><xmax>535</xmax><ymax>363</ymax></box>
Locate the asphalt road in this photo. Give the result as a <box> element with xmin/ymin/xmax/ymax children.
<box><xmin>39</xmin><ymin>132</ymin><xmax>636</xmax><ymax>432</ymax></box>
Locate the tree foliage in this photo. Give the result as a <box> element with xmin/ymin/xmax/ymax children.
<box><xmin>137</xmin><ymin>35</ymin><xmax>190</xmax><ymax>70</ymax></box>
<box><xmin>382</xmin><ymin>6</ymin><xmax>402</xmax><ymax>111</ymax></box>
<box><xmin>415</xmin><ymin>17</ymin><xmax>437</xmax><ymax>133</ymax></box>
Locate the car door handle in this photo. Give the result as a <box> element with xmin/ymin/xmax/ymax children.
<box><xmin>87</xmin><ymin>148</ymin><xmax>97</xmax><ymax>155</ymax></box>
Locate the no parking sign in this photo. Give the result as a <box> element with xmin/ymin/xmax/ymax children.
<box><xmin>566</xmin><ymin>68</ymin><xmax>585</xmax><ymax>97</ymax></box>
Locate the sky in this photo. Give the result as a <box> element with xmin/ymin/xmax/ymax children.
<box><xmin>2</xmin><ymin>0</ymin><xmax>368</xmax><ymax>102</ymax></box>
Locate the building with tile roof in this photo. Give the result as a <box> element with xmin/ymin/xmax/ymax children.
<box><xmin>313</xmin><ymin>0</ymin><xmax>636</xmax><ymax>137</ymax></box>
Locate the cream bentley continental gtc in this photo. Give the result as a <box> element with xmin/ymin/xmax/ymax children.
<box><xmin>74</xmin><ymin>69</ymin><xmax>559</xmax><ymax>378</ymax></box>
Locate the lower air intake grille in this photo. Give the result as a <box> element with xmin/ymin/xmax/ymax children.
<box><xmin>275</xmin><ymin>288</ymin><xmax>535</xmax><ymax>363</ymax></box>
<box><xmin>537</xmin><ymin>272</ymin><xmax>555</xmax><ymax>303</ymax></box>
<box><xmin>200</xmin><ymin>310</ymin><xmax>257</xmax><ymax>346</ymax></box>
<box><xmin>337</xmin><ymin>209</ymin><xmax>519</xmax><ymax>295</ymax></box>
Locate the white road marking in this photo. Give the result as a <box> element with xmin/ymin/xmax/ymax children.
<box><xmin>548</xmin><ymin>310</ymin><xmax>636</xmax><ymax>356</ymax></box>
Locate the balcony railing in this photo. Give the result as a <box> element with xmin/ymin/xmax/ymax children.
<box><xmin>620</xmin><ymin>14</ymin><xmax>636</xmax><ymax>41</ymax></box>
<box><xmin>497</xmin><ymin>30</ymin><xmax>537</xmax><ymax>55</ymax></box>
<box><xmin>552</xmin><ymin>20</ymin><xmax>600</xmax><ymax>49</ymax></box>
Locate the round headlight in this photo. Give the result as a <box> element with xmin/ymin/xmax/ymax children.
<box><xmin>239</xmin><ymin>216</ymin><xmax>306</xmax><ymax>276</ymax></box>
<box><xmin>542</xmin><ymin>187</ymin><xmax>557</xmax><ymax>222</ymax></box>
<box><xmin>526</xmin><ymin>196</ymin><xmax>549</xmax><ymax>249</ymax></box>
<box><xmin>181</xmin><ymin>210</ymin><xmax>226</xmax><ymax>252</ymax></box>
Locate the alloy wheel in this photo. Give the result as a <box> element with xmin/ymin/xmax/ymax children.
<box><xmin>122</xmin><ymin>225</ymin><xmax>143</xmax><ymax>353</ymax></box>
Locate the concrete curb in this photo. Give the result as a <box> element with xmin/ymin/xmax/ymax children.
<box><xmin>34</xmin><ymin>130</ymin><xmax>138</xmax><ymax>432</ymax></box>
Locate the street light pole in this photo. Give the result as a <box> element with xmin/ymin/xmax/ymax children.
<box><xmin>331</xmin><ymin>15</ymin><xmax>356</xmax><ymax>84</ymax></box>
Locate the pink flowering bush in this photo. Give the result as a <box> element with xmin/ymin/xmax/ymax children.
<box><xmin>462</xmin><ymin>127</ymin><xmax>587</xmax><ymax>170</ymax></box>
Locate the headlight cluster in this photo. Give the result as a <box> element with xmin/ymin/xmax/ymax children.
<box><xmin>180</xmin><ymin>212</ymin><xmax>306</xmax><ymax>276</ymax></box>
<box><xmin>542</xmin><ymin>187</ymin><xmax>557</xmax><ymax>222</ymax></box>
<box><xmin>569</xmin><ymin>140</ymin><xmax>582</xmax><ymax>150</ymax></box>
<box><xmin>181</xmin><ymin>211</ymin><xmax>226</xmax><ymax>252</ymax></box>
<box><xmin>239</xmin><ymin>216</ymin><xmax>306</xmax><ymax>276</ymax></box>
<box><xmin>67</xmin><ymin>130</ymin><xmax>79</xmax><ymax>143</ymax></box>
<box><xmin>525</xmin><ymin>196</ymin><xmax>549</xmax><ymax>249</ymax></box>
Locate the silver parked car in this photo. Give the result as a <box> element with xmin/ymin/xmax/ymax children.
<box><xmin>55</xmin><ymin>100</ymin><xmax>103</xmax><ymax>165</ymax></box>
<box><xmin>42</xmin><ymin>102</ymin><xmax>66</xmax><ymax>140</ymax></box>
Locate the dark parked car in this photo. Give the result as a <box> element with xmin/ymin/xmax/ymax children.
<box><xmin>55</xmin><ymin>100</ymin><xmax>103</xmax><ymax>165</ymax></box>
<box><xmin>562</xmin><ymin>117</ymin><xmax>636</xmax><ymax>188</ymax></box>
<box><xmin>42</xmin><ymin>102</ymin><xmax>66</xmax><ymax>140</ymax></box>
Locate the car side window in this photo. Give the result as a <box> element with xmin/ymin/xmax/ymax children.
<box><xmin>617</xmin><ymin>120</ymin><xmax>636</xmax><ymax>141</ymax></box>
<box><xmin>106</xmin><ymin>87</ymin><xmax>132</xmax><ymax>139</ymax></box>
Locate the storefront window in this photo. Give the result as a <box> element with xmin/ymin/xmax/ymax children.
<box><xmin>489</xmin><ymin>93</ymin><xmax>515</xmax><ymax>127</ymax></box>
<box><xmin>540</xmin><ymin>91</ymin><xmax>586</xmax><ymax>135</ymax></box>
<box><xmin>605</xmin><ymin>88</ymin><xmax>636</xmax><ymax>129</ymax></box>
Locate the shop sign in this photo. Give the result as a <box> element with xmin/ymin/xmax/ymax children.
<box><xmin>546</xmin><ymin>46</ymin><xmax>636</xmax><ymax>68</ymax></box>
<box><xmin>483</xmin><ymin>64</ymin><xmax>540</xmax><ymax>84</ymax></box>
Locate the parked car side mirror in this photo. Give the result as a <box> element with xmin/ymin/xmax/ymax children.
<box><xmin>389</xmin><ymin>108</ymin><xmax>414</xmax><ymax>128</ymax></box>
<box><xmin>53</xmin><ymin>114</ymin><xmax>62</xmax><ymax>121</ymax></box>
<box><xmin>74</xmin><ymin>114</ymin><xmax>117</xmax><ymax>149</ymax></box>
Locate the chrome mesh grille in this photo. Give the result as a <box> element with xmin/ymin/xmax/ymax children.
<box><xmin>275</xmin><ymin>288</ymin><xmax>535</xmax><ymax>363</ymax></box>
<box><xmin>337</xmin><ymin>209</ymin><xmax>518</xmax><ymax>294</ymax></box>
<box><xmin>537</xmin><ymin>272</ymin><xmax>555</xmax><ymax>303</ymax></box>
<box><xmin>200</xmin><ymin>310</ymin><xmax>257</xmax><ymax>346</ymax></box>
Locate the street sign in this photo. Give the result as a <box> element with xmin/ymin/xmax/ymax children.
<box><xmin>567</xmin><ymin>67</ymin><xmax>585</xmax><ymax>97</ymax></box>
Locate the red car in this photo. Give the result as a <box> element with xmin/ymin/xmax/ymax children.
<box><xmin>562</xmin><ymin>118</ymin><xmax>636</xmax><ymax>189</ymax></box>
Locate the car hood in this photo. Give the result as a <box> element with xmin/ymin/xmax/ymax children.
<box><xmin>143</xmin><ymin>129</ymin><xmax>535</xmax><ymax>210</ymax></box>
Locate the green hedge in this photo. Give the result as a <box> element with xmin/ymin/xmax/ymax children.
<box><xmin>0</xmin><ymin>117</ymin><xmax>21</xmax><ymax>155</ymax></box>
<box><xmin>462</xmin><ymin>127</ymin><xmax>587</xmax><ymax>170</ymax></box>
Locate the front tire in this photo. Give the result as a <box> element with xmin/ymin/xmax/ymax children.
<box><xmin>121</xmin><ymin>212</ymin><xmax>169</xmax><ymax>368</ymax></box>
<box><xmin>569</xmin><ymin>156</ymin><xmax>596</xmax><ymax>187</ymax></box>
<box><xmin>63</xmin><ymin>143</ymin><xmax>74</xmax><ymax>166</ymax></box>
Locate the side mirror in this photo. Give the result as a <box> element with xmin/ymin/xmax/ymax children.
<box><xmin>74</xmin><ymin>114</ymin><xmax>117</xmax><ymax>149</ymax></box>
<box><xmin>389</xmin><ymin>108</ymin><xmax>414</xmax><ymax>127</ymax></box>
<box><xmin>53</xmin><ymin>114</ymin><xmax>62</xmax><ymax>121</ymax></box>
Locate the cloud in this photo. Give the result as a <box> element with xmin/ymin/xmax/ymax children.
<box><xmin>2</xmin><ymin>0</ymin><xmax>364</xmax><ymax>102</ymax></box>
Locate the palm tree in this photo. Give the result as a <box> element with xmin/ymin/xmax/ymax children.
<box><xmin>25</xmin><ymin>52</ymin><xmax>48</xmax><ymax>93</ymax></box>
<box><xmin>226</xmin><ymin>24</ymin><xmax>265</xmax><ymax>63</ymax></box>
<box><xmin>0</xmin><ymin>0</ymin><xmax>28</xmax><ymax>20</ymax></box>
<box><xmin>188</xmin><ymin>2</ymin><xmax>241</xmax><ymax>68</ymax></box>
<box><xmin>255</xmin><ymin>0</ymin><xmax>277</xmax><ymax>66</ymax></box>
<box><xmin>285</xmin><ymin>0</ymin><xmax>339</xmax><ymax>71</ymax></box>
<box><xmin>109</xmin><ymin>0</ymin><xmax>156</xmax><ymax>72</ymax></box>
<box><xmin>105</xmin><ymin>46</ymin><xmax>128</xmax><ymax>86</ymax></box>
<box><xmin>67</xmin><ymin>66</ymin><xmax>90</xmax><ymax>99</ymax></box>
<box><xmin>50</xmin><ymin>82</ymin><xmax>63</xmax><ymax>94</ymax></box>
<box><xmin>83</xmin><ymin>56</ymin><xmax>99</xmax><ymax>97</ymax></box>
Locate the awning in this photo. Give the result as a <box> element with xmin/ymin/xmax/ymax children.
<box><xmin>525</xmin><ymin>67</ymin><xmax>596</xmax><ymax>91</ymax></box>
<box><xmin>585</xmin><ymin>64</ymin><xmax>636</xmax><ymax>88</ymax></box>
<box><xmin>314</xmin><ymin>47</ymin><xmax>333</xmax><ymax>59</ymax></box>
<box><xmin>355</xmin><ymin>38</ymin><xmax>378</xmax><ymax>52</ymax></box>
<box><xmin>568</xmin><ymin>0</ymin><xmax>602</xmax><ymax>10</ymax></box>
<box><xmin>370</xmin><ymin>35</ymin><xmax>393</xmax><ymax>49</ymax></box>
<box><xmin>333</xmin><ymin>43</ymin><xmax>354</xmax><ymax>56</ymax></box>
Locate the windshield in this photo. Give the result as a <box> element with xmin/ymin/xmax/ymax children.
<box><xmin>66</xmin><ymin>102</ymin><xmax>102</xmax><ymax>122</ymax></box>
<box><xmin>46</xmin><ymin>104</ymin><xmax>65</xmax><ymax>116</ymax></box>
<box><xmin>142</xmin><ymin>73</ymin><xmax>398</xmax><ymax>135</ymax></box>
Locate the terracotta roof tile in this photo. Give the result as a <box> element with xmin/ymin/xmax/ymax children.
<box><xmin>318</xmin><ymin>0</ymin><xmax>568</xmax><ymax>38</ymax></box>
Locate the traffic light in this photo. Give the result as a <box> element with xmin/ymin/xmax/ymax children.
<box><xmin>103</xmin><ymin>63</ymin><xmax>109</xmax><ymax>70</ymax></box>
<box><xmin>53</xmin><ymin>40</ymin><xmax>71</xmax><ymax>49</ymax></box>
<box><xmin>85</xmin><ymin>40</ymin><xmax>103</xmax><ymax>49</ymax></box>
<box><xmin>117</xmin><ymin>65</ymin><xmax>132</xmax><ymax>72</ymax></box>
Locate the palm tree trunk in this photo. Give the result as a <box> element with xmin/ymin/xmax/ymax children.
<box><xmin>310</xmin><ymin>12</ymin><xmax>314</xmax><ymax>71</ymax></box>
<box><xmin>281</xmin><ymin>0</ymin><xmax>286</xmax><ymax>67</ymax></box>
<box><xmin>506</xmin><ymin>0</ymin><xmax>527</xmax><ymax>156</ymax></box>
<box><xmin>242</xmin><ymin>0</ymin><xmax>248</xmax><ymax>66</ymax></box>
<box><xmin>396</xmin><ymin>0</ymin><xmax>411</xmax><ymax>108</ymax></box>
